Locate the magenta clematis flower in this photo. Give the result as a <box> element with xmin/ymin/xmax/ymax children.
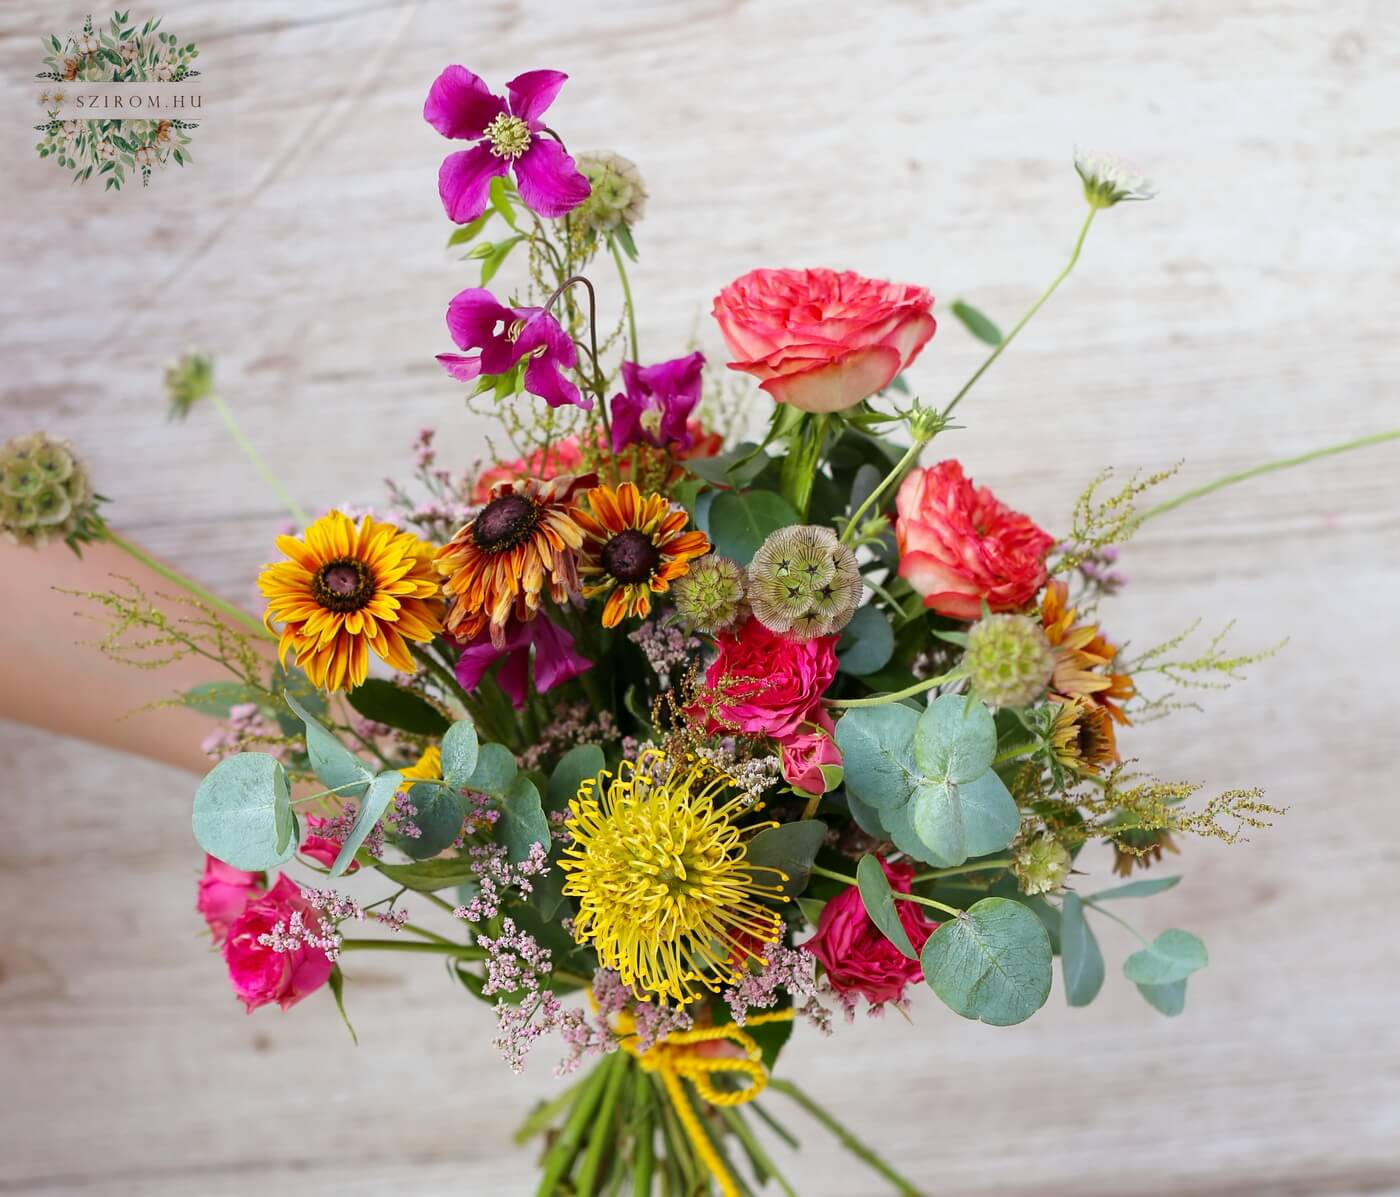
<box><xmin>424</xmin><ymin>66</ymin><xmax>591</xmax><ymax>223</ymax></box>
<box><xmin>453</xmin><ymin>615</ymin><xmax>592</xmax><ymax>710</ymax></box>
<box><xmin>609</xmin><ymin>351</ymin><xmax>705</xmax><ymax>453</ymax></box>
<box><xmin>436</xmin><ymin>287</ymin><xmax>589</xmax><ymax>410</ymax></box>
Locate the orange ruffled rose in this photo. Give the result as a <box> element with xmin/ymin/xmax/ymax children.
<box><xmin>712</xmin><ymin>268</ymin><xmax>935</xmax><ymax>413</ymax></box>
<box><xmin>895</xmin><ymin>460</ymin><xmax>1053</xmax><ymax>621</ymax></box>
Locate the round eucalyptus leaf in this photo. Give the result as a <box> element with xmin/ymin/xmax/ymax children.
<box><xmin>920</xmin><ymin>897</ymin><xmax>1053</xmax><ymax>1026</ymax></box>
<box><xmin>546</xmin><ymin>744</ymin><xmax>606</xmax><ymax>815</ymax></box>
<box><xmin>465</xmin><ymin>741</ymin><xmax>517</xmax><ymax>797</ymax></box>
<box><xmin>1122</xmin><ymin>929</ymin><xmax>1208</xmax><ymax>986</ymax></box>
<box><xmin>833</xmin><ymin>704</ymin><xmax>919</xmax><ymax>811</ymax></box>
<box><xmin>835</xmin><ymin>604</ymin><xmax>895</xmax><ymax>676</ymax></box>
<box><xmin>914</xmin><ymin>693</ymin><xmax>997</xmax><ymax>784</ymax></box>
<box><xmin>745</xmin><ymin>820</ymin><xmax>827</xmax><ymax>898</ymax></box>
<box><xmin>909</xmin><ymin>769</ymin><xmax>1020</xmax><ymax>868</ymax></box>
<box><xmin>845</xmin><ymin>791</ymin><xmax>889</xmax><ymax>841</ymax></box>
<box><xmin>1136</xmin><ymin>978</ymin><xmax>1188</xmax><ymax>1017</ymax></box>
<box><xmin>400</xmin><ymin>782</ymin><xmax>467</xmax><ymax>859</ymax></box>
<box><xmin>192</xmin><ymin>752</ymin><xmax>298</xmax><ymax>871</ymax></box>
<box><xmin>856</xmin><ymin>853</ymin><xmax>917</xmax><ymax>960</ymax></box>
<box><xmin>497</xmin><ymin>775</ymin><xmax>549</xmax><ymax>864</ymax></box>
<box><xmin>707</xmin><ymin>489</ymin><xmax>800</xmax><ymax>565</ymax></box>
<box><xmin>440</xmin><ymin>719</ymin><xmax>480</xmax><ymax>788</ymax></box>
<box><xmin>284</xmin><ymin>691</ymin><xmax>371</xmax><ymax>797</ymax></box>
<box><xmin>1059</xmin><ymin>893</ymin><xmax>1105</xmax><ymax>1007</ymax></box>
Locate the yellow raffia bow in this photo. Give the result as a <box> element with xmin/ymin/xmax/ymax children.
<box><xmin>615</xmin><ymin>1008</ymin><xmax>795</xmax><ymax>1197</ymax></box>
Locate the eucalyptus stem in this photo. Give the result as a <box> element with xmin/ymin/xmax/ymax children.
<box><xmin>840</xmin><ymin>436</ymin><xmax>928</xmax><ymax>547</ymax></box>
<box><xmin>208</xmin><ymin>392</ymin><xmax>310</xmax><ymax>527</ymax></box>
<box><xmin>514</xmin><ymin>1075</ymin><xmax>590</xmax><ymax>1144</ymax></box>
<box><xmin>1134</xmin><ymin>428</ymin><xmax>1400</xmax><ymax>526</ymax></box>
<box><xmin>1082</xmin><ymin>899</ymin><xmax>1149</xmax><ymax>946</ymax></box>
<box><xmin>609</xmin><ymin>234</ymin><xmax>640</xmax><ymax>362</ymax></box>
<box><xmin>943</xmin><ymin>205</ymin><xmax>1097</xmax><ymax>419</ymax></box>
<box><xmin>719</xmin><ymin>1107</ymin><xmax>799</xmax><ymax>1197</ymax></box>
<box><xmin>810</xmin><ymin>864</ymin><xmax>963</xmax><ymax>919</ymax></box>
<box><xmin>823</xmin><ymin>669</ymin><xmax>964</xmax><ymax>709</ymax></box>
<box><xmin>768</xmin><ymin>1079</ymin><xmax>928</xmax><ymax>1197</ymax></box>
<box><xmin>102</xmin><ymin>528</ymin><xmax>274</xmax><ymax>641</ymax></box>
<box><xmin>912</xmin><ymin>859</ymin><xmax>1014</xmax><ymax>883</ymax></box>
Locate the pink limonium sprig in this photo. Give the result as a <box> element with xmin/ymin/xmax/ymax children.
<box><xmin>453</xmin><ymin>841</ymin><xmax>551</xmax><ymax>923</ymax></box>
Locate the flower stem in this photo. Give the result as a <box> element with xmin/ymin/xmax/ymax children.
<box><xmin>823</xmin><ymin>669</ymin><xmax>964</xmax><ymax>709</ymax></box>
<box><xmin>768</xmin><ymin>1078</ymin><xmax>928</xmax><ymax>1197</ymax></box>
<box><xmin>574</xmin><ymin>1046</ymin><xmax>630</xmax><ymax>1193</ymax></box>
<box><xmin>839</xmin><ymin>436</ymin><xmax>928</xmax><ymax>547</ymax></box>
<box><xmin>1082</xmin><ymin>899</ymin><xmax>1149</xmax><ymax>946</ymax></box>
<box><xmin>1133</xmin><ymin>428</ymin><xmax>1400</xmax><ymax>526</ymax></box>
<box><xmin>533</xmin><ymin>1052</ymin><xmax>618</xmax><ymax>1197</ymax></box>
<box><xmin>339</xmin><ymin>938</ymin><xmax>484</xmax><ymax>958</ymax></box>
<box><xmin>630</xmin><ymin>1068</ymin><xmax>656</xmax><ymax>1196</ymax></box>
<box><xmin>208</xmin><ymin>391</ymin><xmax>310</xmax><ymax>527</ymax></box>
<box><xmin>943</xmin><ymin>205</ymin><xmax>1097</xmax><ymax>419</ymax></box>
<box><xmin>102</xmin><ymin>528</ymin><xmax>275</xmax><ymax>641</ymax></box>
<box><xmin>609</xmin><ymin>233</ymin><xmax>640</xmax><ymax>362</ymax></box>
<box><xmin>912</xmin><ymin>859</ymin><xmax>1014</xmax><ymax>882</ymax></box>
<box><xmin>809</xmin><ymin>864</ymin><xmax>963</xmax><ymax>918</ymax></box>
<box><xmin>543</xmin><ymin>274</ymin><xmax>621</xmax><ymax>482</ymax></box>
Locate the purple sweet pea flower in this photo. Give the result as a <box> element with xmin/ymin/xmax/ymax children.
<box><xmin>609</xmin><ymin>351</ymin><xmax>705</xmax><ymax>453</ymax></box>
<box><xmin>454</xmin><ymin>616</ymin><xmax>592</xmax><ymax>710</ymax></box>
<box><xmin>436</xmin><ymin>287</ymin><xmax>590</xmax><ymax>410</ymax></box>
<box><xmin>424</xmin><ymin>66</ymin><xmax>591</xmax><ymax>223</ymax></box>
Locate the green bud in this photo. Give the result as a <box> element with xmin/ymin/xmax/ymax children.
<box><xmin>963</xmin><ymin>613</ymin><xmax>1054</xmax><ymax>710</ymax></box>
<box><xmin>164</xmin><ymin>352</ymin><xmax>215</xmax><ymax>420</ymax></box>
<box><xmin>0</xmin><ymin>431</ymin><xmax>103</xmax><ymax>550</ymax></box>
<box><xmin>1013</xmin><ymin>832</ymin><xmax>1072</xmax><ymax>896</ymax></box>
<box><xmin>672</xmin><ymin>554</ymin><xmax>746</xmax><ymax>634</ymax></box>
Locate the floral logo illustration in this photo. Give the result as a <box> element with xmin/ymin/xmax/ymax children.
<box><xmin>34</xmin><ymin>11</ymin><xmax>200</xmax><ymax>190</ymax></box>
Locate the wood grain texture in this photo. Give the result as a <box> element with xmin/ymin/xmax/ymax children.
<box><xmin>2</xmin><ymin>1</ymin><xmax>1399</xmax><ymax>1193</ymax></box>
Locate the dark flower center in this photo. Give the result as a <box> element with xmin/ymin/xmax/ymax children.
<box><xmin>601</xmin><ymin>529</ymin><xmax>660</xmax><ymax>583</ymax></box>
<box><xmin>473</xmin><ymin>493</ymin><xmax>539</xmax><ymax>553</ymax></box>
<box><xmin>312</xmin><ymin>559</ymin><xmax>374</xmax><ymax>612</ymax></box>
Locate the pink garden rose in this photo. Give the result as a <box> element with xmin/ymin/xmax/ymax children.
<box><xmin>698</xmin><ymin>619</ymin><xmax>838</xmax><ymax>740</ymax></box>
<box><xmin>895</xmin><ymin>459</ymin><xmax>1054</xmax><ymax>621</ymax></box>
<box><xmin>196</xmin><ymin>855</ymin><xmax>264</xmax><ymax>943</ymax></box>
<box><xmin>712</xmin><ymin>268</ymin><xmax>935</xmax><ymax>413</ymax></box>
<box><xmin>804</xmin><ymin>856</ymin><xmax>938</xmax><ymax>1007</ymax></box>
<box><xmin>779</xmin><ymin>717</ymin><xmax>843</xmax><ymax>796</ymax></box>
<box><xmin>223</xmin><ymin>875</ymin><xmax>334</xmax><ymax>1012</ymax></box>
<box><xmin>299</xmin><ymin>814</ymin><xmax>358</xmax><ymax>873</ymax></box>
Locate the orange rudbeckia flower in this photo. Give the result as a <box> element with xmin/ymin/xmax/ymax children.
<box><xmin>1040</xmin><ymin>578</ymin><xmax>1135</xmax><ymax>729</ymax></box>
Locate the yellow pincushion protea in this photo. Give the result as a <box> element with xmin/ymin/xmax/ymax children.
<box><xmin>258</xmin><ymin>511</ymin><xmax>444</xmax><ymax>692</ymax></box>
<box><xmin>560</xmin><ymin>750</ymin><xmax>786</xmax><ymax>1004</ymax></box>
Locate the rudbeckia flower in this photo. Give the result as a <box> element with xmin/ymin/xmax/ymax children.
<box><xmin>423</xmin><ymin>65</ymin><xmax>590</xmax><ymax>223</ymax></box>
<box><xmin>436</xmin><ymin>287</ymin><xmax>588</xmax><ymax>410</ymax></box>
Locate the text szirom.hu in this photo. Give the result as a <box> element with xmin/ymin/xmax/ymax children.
<box><xmin>73</xmin><ymin>93</ymin><xmax>202</xmax><ymax>111</ymax></box>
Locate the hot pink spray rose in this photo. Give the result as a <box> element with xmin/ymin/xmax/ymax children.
<box><xmin>804</xmin><ymin>856</ymin><xmax>938</xmax><ymax>1007</ymax></box>
<box><xmin>196</xmin><ymin>855</ymin><xmax>264</xmax><ymax>943</ymax></box>
<box><xmin>895</xmin><ymin>459</ymin><xmax>1054</xmax><ymax>621</ymax></box>
<box><xmin>712</xmin><ymin>268</ymin><xmax>935</xmax><ymax>413</ymax></box>
<box><xmin>779</xmin><ymin>715</ymin><xmax>844</xmax><ymax>796</ymax></box>
<box><xmin>223</xmin><ymin>875</ymin><xmax>334</xmax><ymax>1012</ymax></box>
<box><xmin>299</xmin><ymin>814</ymin><xmax>359</xmax><ymax>873</ymax></box>
<box><xmin>697</xmin><ymin>619</ymin><xmax>838</xmax><ymax>740</ymax></box>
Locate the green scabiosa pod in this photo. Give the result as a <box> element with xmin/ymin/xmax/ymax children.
<box><xmin>962</xmin><ymin>612</ymin><xmax>1055</xmax><ymax>709</ymax></box>
<box><xmin>0</xmin><ymin>431</ymin><xmax>103</xmax><ymax>551</ymax></box>
<box><xmin>672</xmin><ymin>553</ymin><xmax>746</xmax><ymax>634</ymax></box>
<box><xmin>747</xmin><ymin>524</ymin><xmax>862</xmax><ymax>641</ymax></box>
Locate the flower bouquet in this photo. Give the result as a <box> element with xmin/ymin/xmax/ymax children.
<box><xmin>12</xmin><ymin>61</ymin><xmax>1400</xmax><ymax>1197</ymax></box>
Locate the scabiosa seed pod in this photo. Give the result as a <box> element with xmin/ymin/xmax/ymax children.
<box><xmin>0</xmin><ymin>431</ymin><xmax>103</xmax><ymax>550</ymax></box>
<box><xmin>1014</xmin><ymin>832</ymin><xmax>1072</xmax><ymax>896</ymax></box>
<box><xmin>672</xmin><ymin>554</ymin><xmax>746</xmax><ymax>634</ymax></box>
<box><xmin>963</xmin><ymin>612</ymin><xmax>1055</xmax><ymax>709</ymax></box>
<box><xmin>747</xmin><ymin>525</ymin><xmax>862</xmax><ymax>642</ymax></box>
<box><xmin>575</xmin><ymin>151</ymin><xmax>647</xmax><ymax>233</ymax></box>
<box><xmin>164</xmin><ymin>351</ymin><xmax>215</xmax><ymax>420</ymax></box>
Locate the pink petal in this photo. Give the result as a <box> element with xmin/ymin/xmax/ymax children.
<box><xmin>438</xmin><ymin>143</ymin><xmax>509</xmax><ymax>223</ymax></box>
<box><xmin>424</xmin><ymin>65</ymin><xmax>506</xmax><ymax>140</ymax></box>
<box><xmin>445</xmin><ymin>287</ymin><xmax>515</xmax><ymax>351</ymax></box>
<box><xmin>759</xmin><ymin>344</ymin><xmax>902</xmax><ymax>413</ymax></box>
<box><xmin>506</xmin><ymin>69</ymin><xmax>568</xmax><ymax>124</ymax></box>
<box><xmin>524</xmin><ymin>353</ymin><xmax>588</xmax><ymax>409</ymax></box>
<box><xmin>436</xmin><ymin>353</ymin><xmax>484</xmax><ymax>382</ymax></box>
<box><xmin>513</xmin><ymin>138</ymin><xmax>590</xmax><ymax>218</ymax></box>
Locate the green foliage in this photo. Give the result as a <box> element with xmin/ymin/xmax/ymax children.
<box><xmin>1088</xmin><ymin>876</ymin><xmax>1181</xmax><ymax>901</ymax></box>
<box><xmin>707</xmin><ymin>489</ymin><xmax>800</xmax><ymax>565</ymax></box>
<box><xmin>192</xmin><ymin>752</ymin><xmax>298</xmax><ymax>871</ymax></box>
<box><xmin>330</xmin><ymin>770</ymin><xmax>403</xmax><ymax>877</ymax></box>
<box><xmin>744</xmin><ymin>821</ymin><xmax>827</xmax><ymax>898</ymax></box>
<box><xmin>833</xmin><ymin>704</ymin><xmax>920</xmax><ymax>811</ymax></box>
<box><xmin>375</xmin><ymin>856</ymin><xmax>478</xmax><ymax>893</ymax></box>
<box><xmin>497</xmin><ymin>775</ymin><xmax>550</xmax><ymax>864</ymax></box>
<box><xmin>910</xmin><ymin>770</ymin><xmax>1019</xmax><ymax>868</ymax></box>
<box><xmin>400</xmin><ymin>783</ymin><xmax>466</xmax><ymax>859</ymax></box>
<box><xmin>180</xmin><ymin>680</ymin><xmax>266</xmax><ymax>716</ymax></box>
<box><xmin>684</xmin><ymin>443</ymin><xmax>771</xmax><ymax>489</ymax></box>
<box><xmin>328</xmin><ymin>965</ymin><xmax>358</xmax><ymax>1044</ymax></box>
<box><xmin>856</xmin><ymin>854</ymin><xmax>917</xmax><ymax>960</ymax></box>
<box><xmin>835</xmin><ymin>605</ymin><xmax>895</xmax><ymax>676</ymax></box>
<box><xmin>950</xmin><ymin>300</ymin><xmax>1003</xmax><ymax>346</ymax></box>
<box><xmin>346</xmin><ymin>679</ymin><xmax>450</xmax><ymax>737</ymax></box>
<box><xmin>920</xmin><ymin>898</ymin><xmax>1053</xmax><ymax>1025</ymax></box>
<box><xmin>1059</xmin><ymin>894</ymin><xmax>1105</xmax><ymax>1007</ymax></box>
<box><xmin>284</xmin><ymin>692</ymin><xmax>371</xmax><ymax>799</ymax></box>
<box><xmin>1122</xmin><ymin>929</ymin><xmax>1207</xmax><ymax>986</ymax></box>
<box><xmin>1136</xmin><ymin>978</ymin><xmax>1188</xmax><ymax>1016</ymax></box>
<box><xmin>546</xmin><ymin>744</ymin><xmax>605</xmax><ymax>816</ymax></box>
<box><xmin>464</xmin><ymin>741</ymin><xmax>517</xmax><ymax>796</ymax></box>
<box><xmin>440</xmin><ymin>719</ymin><xmax>481</xmax><ymax>788</ymax></box>
<box><xmin>914</xmin><ymin>694</ymin><xmax>997</xmax><ymax>783</ymax></box>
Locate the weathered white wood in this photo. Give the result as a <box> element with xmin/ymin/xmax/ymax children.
<box><xmin>2</xmin><ymin>0</ymin><xmax>1399</xmax><ymax>1193</ymax></box>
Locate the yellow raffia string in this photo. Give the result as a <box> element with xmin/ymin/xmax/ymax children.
<box><xmin>615</xmin><ymin>1008</ymin><xmax>795</xmax><ymax>1197</ymax></box>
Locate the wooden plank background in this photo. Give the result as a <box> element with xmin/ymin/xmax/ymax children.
<box><xmin>2</xmin><ymin>1</ymin><xmax>1398</xmax><ymax>1193</ymax></box>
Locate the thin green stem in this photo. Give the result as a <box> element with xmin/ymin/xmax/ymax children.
<box><xmin>575</xmin><ymin>1049</ymin><xmax>630</xmax><ymax>1193</ymax></box>
<box><xmin>912</xmin><ymin>859</ymin><xmax>1014</xmax><ymax>883</ymax></box>
<box><xmin>208</xmin><ymin>392</ymin><xmax>310</xmax><ymax>526</ymax></box>
<box><xmin>1134</xmin><ymin>428</ymin><xmax>1400</xmax><ymax>526</ymax></box>
<box><xmin>514</xmin><ymin>1075</ymin><xmax>589</xmax><ymax>1144</ymax></box>
<box><xmin>768</xmin><ymin>1079</ymin><xmax>928</xmax><ymax>1197</ymax></box>
<box><xmin>992</xmin><ymin>741</ymin><xmax>1040</xmax><ymax>766</ymax></box>
<box><xmin>823</xmin><ymin>669</ymin><xmax>964</xmax><ymax>709</ymax></box>
<box><xmin>840</xmin><ymin>437</ymin><xmax>928</xmax><ymax>547</ymax></box>
<box><xmin>542</xmin><ymin>274</ymin><xmax>620</xmax><ymax>483</ymax></box>
<box><xmin>1083</xmin><ymin>899</ymin><xmax>1149</xmax><ymax>946</ymax></box>
<box><xmin>534</xmin><ymin>1053</ymin><xmax>618</xmax><ymax>1197</ymax></box>
<box><xmin>609</xmin><ymin>234</ymin><xmax>640</xmax><ymax>362</ymax></box>
<box><xmin>943</xmin><ymin>206</ymin><xmax>1097</xmax><ymax>419</ymax></box>
<box><xmin>339</xmin><ymin>937</ymin><xmax>483</xmax><ymax>958</ymax></box>
<box><xmin>720</xmin><ymin>1107</ymin><xmax>799</xmax><ymax>1197</ymax></box>
<box><xmin>630</xmin><ymin>1068</ymin><xmax>655</xmax><ymax>1197</ymax></box>
<box><xmin>416</xmin><ymin>890</ymin><xmax>459</xmax><ymax>917</ymax></box>
<box><xmin>809</xmin><ymin>864</ymin><xmax>963</xmax><ymax>919</ymax></box>
<box><xmin>102</xmin><ymin>528</ymin><xmax>274</xmax><ymax>641</ymax></box>
<box><xmin>290</xmin><ymin>779</ymin><xmax>376</xmax><ymax>807</ymax></box>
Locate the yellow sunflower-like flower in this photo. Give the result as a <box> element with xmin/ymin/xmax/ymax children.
<box><xmin>436</xmin><ymin>473</ymin><xmax>593</xmax><ymax>649</ymax></box>
<box><xmin>1049</xmin><ymin>695</ymin><xmax>1119</xmax><ymax>774</ymax></box>
<box><xmin>1040</xmin><ymin>579</ymin><xmax>1135</xmax><ymax>727</ymax></box>
<box><xmin>259</xmin><ymin>511</ymin><xmax>444</xmax><ymax>692</ymax></box>
<box><xmin>572</xmin><ymin>482</ymin><xmax>710</xmax><ymax>628</ymax></box>
<box><xmin>560</xmin><ymin>750</ymin><xmax>786</xmax><ymax>1005</ymax></box>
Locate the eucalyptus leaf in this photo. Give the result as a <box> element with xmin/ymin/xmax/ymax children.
<box><xmin>920</xmin><ymin>897</ymin><xmax>1053</xmax><ymax>1025</ymax></box>
<box><xmin>845</xmin><ymin>791</ymin><xmax>889</xmax><ymax>841</ymax></box>
<box><xmin>192</xmin><ymin>752</ymin><xmax>298</xmax><ymax>871</ymax></box>
<box><xmin>400</xmin><ymin>782</ymin><xmax>467</xmax><ymax>859</ymax></box>
<box><xmin>375</xmin><ymin>855</ymin><xmax>478</xmax><ymax>893</ymax></box>
<box><xmin>744</xmin><ymin>820</ymin><xmax>827</xmax><ymax>898</ymax></box>
<box><xmin>856</xmin><ymin>854</ymin><xmax>917</xmax><ymax>960</ymax></box>
<box><xmin>833</xmin><ymin>704</ymin><xmax>920</xmax><ymax>811</ymax></box>
<box><xmin>835</xmin><ymin>605</ymin><xmax>895</xmax><ymax>676</ymax></box>
<box><xmin>796</xmin><ymin>896</ymin><xmax>827</xmax><ymax>927</ymax></box>
<box><xmin>909</xmin><ymin>769</ymin><xmax>1020</xmax><ymax>868</ymax></box>
<box><xmin>330</xmin><ymin>770</ymin><xmax>402</xmax><ymax>877</ymax></box>
<box><xmin>284</xmin><ymin>692</ymin><xmax>371</xmax><ymax>799</ymax></box>
<box><xmin>346</xmin><ymin>679</ymin><xmax>450</xmax><ymax>737</ymax></box>
<box><xmin>440</xmin><ymin>719</ymin><xmax>481</xmax><ymax>788</ymax></box>
<box><xmin>707</xmin><ymin>489</ymin><xmax>799</xmax><ymax>565</ymax></box>
<box><xmin>1136</xmin><ymin>978</ymin><xmax>1188</xmax><ymax>1017</ymax></box>
<box><xmin>497</xmin><ymin>775</ymin><xmax>550</xmax><ymax>864</ymax></box>
<box><xmin>684</xmin><ymin>443</ymin><xmax>770</xmax><ymax>489</ymax></box>
<box><xmin>914</xmin><ymin>693</ymin><xmax>997</xmax><ymax>784</ymax></box>
<box><xmin>1060</xmin><ymin>893</ymin><xmax>1105</xmax><ymax>1007</ymax></box>
<box><xmin>1122</xmin><ymin>929</ymin><xmax>1208</xmax><ymax>986</ymax></box>
<box><xmin>950</xmin><ymin>299</ymin><xmax>1004</xmax><ymax>346</ymax></box>
<box><xmin>465</xmin><ymin>741</ymin><xmax>516</xmax><ymax>796</ymax></box>
<box><xmin>1088</xmin><ymin>876</ymin><xmax>1182</xmax><ymax>902</ymax></box>
<box><xmin>546</xmin><ymin>744</ymin><xmax>605</xmax><ymax>816</ymax></box>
